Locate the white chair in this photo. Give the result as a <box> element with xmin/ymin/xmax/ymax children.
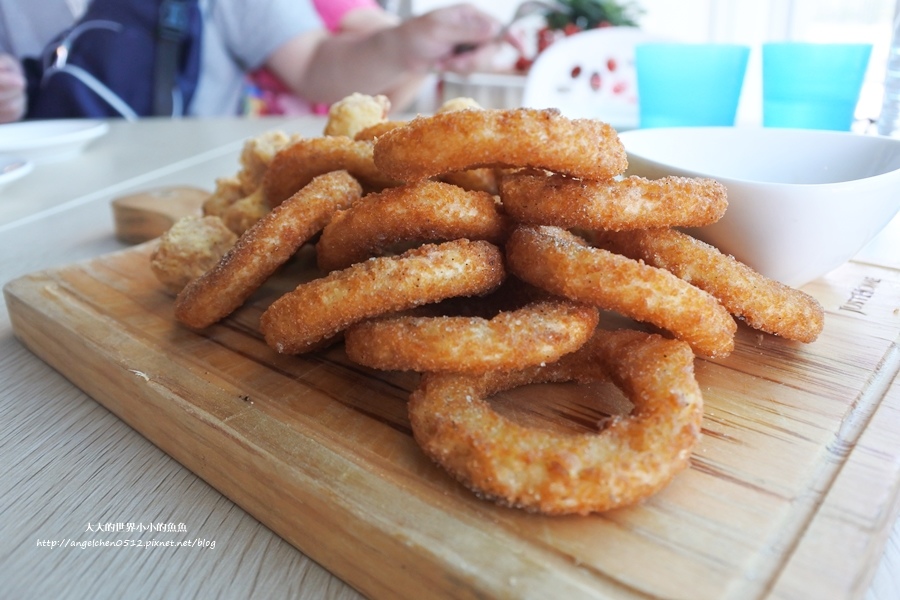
<box><xmin>522</xmin><ymin>26</ymin><xmax>667</xmax><ymax>130</ymax></box>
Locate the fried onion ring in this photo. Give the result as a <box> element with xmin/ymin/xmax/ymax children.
<box><xmin>591</xmin><ymin>228</ymin><xmax>825</xmax><ymax>342</ymax></box>
<box><xmin>174</xmin><ymin>171</ymin><xmax>363</xmax><ymax>329</ymax></box>
<box><xmin>505</xmin><ymin>225</ymin><xmax>736</xmax><ymax>358</ymax></box>
<box><xmin>409</xmin><ymin>328</ymin><xmax>703</xmax><ymax>515</ymax></box>
<box><xmin>262</xmin><ymin>136</ymin><xmax>399</xmax><ymax>208</ymax></box>
<box><xmin>373</xmin><ymin>108</ymin><xmax>627</xmax><ymax>183</ymax></box>
<box><xmin>315</xmin><ymin>180</ymin><xmax>509</xmax><ymax>272</ymax></box>
<box><xmin>499</xmin><ymin>171</ymin><xmax>728</xmax><ymax>231</ymax></box>
<box><xmin>353</xmin><ymin>120</ymin><xmax>405</xmax><ymax>142</ymax></box>
<box><xmin>260</xmin><ymin>239</ymin><xmax>506</xmax><ymax>354</ymax></box>
<box><xmin>344</xmin><ymin>300</ymin><xmax>599</xmax><ymax>373</ymax></box>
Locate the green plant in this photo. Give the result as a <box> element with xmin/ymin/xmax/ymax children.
<box><xmin>544</xmin><ymin>0</ymin><xmax>644</xmax><ymax>30</ymax></box>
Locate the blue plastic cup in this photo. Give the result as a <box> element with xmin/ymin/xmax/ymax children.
<box><xmin>635</xmin><ymin>43</ymin><xmax>750</xmax><ymax>128</ymax></box>
<box><xmin>763</xmin><ymin>42</ymin><xmax>872</xmax><ymax>131</ymax></box>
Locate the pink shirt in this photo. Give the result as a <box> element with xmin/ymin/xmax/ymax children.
<box><xmin>313</xmin><ymin>0</ymin><xmax>380</xmax><ymax>32</ymax></box>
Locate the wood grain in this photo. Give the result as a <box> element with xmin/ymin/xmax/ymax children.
<box><xmin>4</xmin><ymin>243</ymin><xmax>900</xmax><ymax>600</ymax></box>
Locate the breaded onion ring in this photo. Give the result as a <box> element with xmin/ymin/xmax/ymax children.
<box><xmin>505</xmin><ymin>225</ymin><xmax>736</xmax><ymax>358</ymax></box>
<box><xmin>174</xmin><ymin>171</ymin><xmax>363</xmax><ymax>329</ymax></box>
<box><xmin>353</xmin><ymin>120</ymin><xmax>405</xmax><ymax>142</ymax></box>
<box><xmin>262</xmin><ymin>136</ymin><xmax>399</xmax><ymax>207</ymax></box>
<box><xmin>373</xmin><ymin>108</ymin><xmax>627</xmax><ymax>183</ymax></box>
<box><xmin>260</xmin><ymin>239</ymin><xmax>506</xmax><ymax>354</ymax></box>
<box><xmin>591</xmin><ymin>228</ymin><xmax>825</xmax><ymax>343</ymax></box>
<box><xmin>344</xmin><ymin>300</ymin><xmax>599</xmax><ymax>373</ymax></box>
<box><xmin>409</xmin><ymin>328</ymin><xmax>703</xmax><ymax>515</ymax></box>
<box><xmin>438</xmin><ymin>168</ymin><xmax>499</xmax><ymax>195</ymax></box>
<box><xmin>499</xmin><ymin>171</ymin><xmax>728</xmax><ymax>231</ymax></box>
<box><xmin>315</xmin><ymin>180</ymin><xmax>509</xmax><ymax>272</ymax></box>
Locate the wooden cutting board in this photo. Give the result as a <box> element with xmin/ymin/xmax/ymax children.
<box><xmin>4</xmin><ymin>243</ymin><xmax>900</xmax><ymax>600</ymax></box>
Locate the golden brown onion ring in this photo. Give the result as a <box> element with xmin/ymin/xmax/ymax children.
<box><xmin>174</xmin><ymin>171</ymin><xmax>363</xmax><ymax>329</ymax></box>
<box><xmin>373</xmin><ymin>108</ymin><xmax>627</xmax><ymax>183</ymax></box>
<box><xmin>353</xmin><ymin>120</ymin><xmax>405</xmax><ymax>142</ymax></box>
<box><xmin>260</xmin><ymin>239</ymin><xmax>506</xmax><ymax>354</ymax></box>
<box><xmin>591</xmin><ymin>228</ymin><xmax>825</xmax><ymax>342</ymax></box>
<box><xmin>262</xmin><ymin>136</ymin><xmax>399</xmax><ymax>208</ymax></box>
<box><xmin>409</xmin><ymin>328</ymin><xmax>703</xmax><ymax>515</ymax></box>
<box><xmin>499</xmin><ymin>171</ymin><xmax>728</xmax><ymax>230</ymax></box>
<box><xmin>315</xmin><ymin>180</ymin><xmax>508</xmax><ymax>272</ymax></box>
<box><xmin>344</xmin><ymin>300</ymin><xmax>599</xmax><ymax>373</ymax></box>
<box><xmin>505</xmin><ymin>225</ymin><xmax>736</xmax><ymax>358</ymax></box>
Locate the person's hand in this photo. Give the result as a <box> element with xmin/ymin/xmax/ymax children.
<box><xmin>0</xmin><ymin>54</ymin><xmax>27</xmax><ymax>123</ymax></box>
<box><xmin>399</xmin><ymin>4</ymin><xmax>505</xmax><ymax>73</ymax></box>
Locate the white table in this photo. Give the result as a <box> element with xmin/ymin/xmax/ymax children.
<box><xmin>0</xmin><ymin>117</ymin><xmax>898</xmax><ymax>599</ymax></box>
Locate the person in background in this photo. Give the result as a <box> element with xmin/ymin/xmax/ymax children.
<box><xmin>246</xmin><ymin>0</ymin><xmax>430</xmax><ymax>115</ymax></box>
<box><xmin>0</xmin><ymin>0</ymin><xmax>504</xmax><ymax>123</ymax></box>
<box><xmin>0</xmin><ymin>53</ymin><xmax>25</xmax><ymax>122</ymax></box>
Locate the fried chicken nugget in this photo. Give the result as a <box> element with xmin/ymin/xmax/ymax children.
<box><xmin>150</xmin><ymin>215</ymin><xmax>238</xmax><ymax>294</ymax></box>
<box><xmin>324</xmin><ymin>92</ymin><xmax>391</xmax><ymax>138</ymax></box>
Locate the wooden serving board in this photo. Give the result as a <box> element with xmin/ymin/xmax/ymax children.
<box><xmin>5</xmin><ymin>243</ymin><xmax>900</xmax><ymax>600</ymax></box>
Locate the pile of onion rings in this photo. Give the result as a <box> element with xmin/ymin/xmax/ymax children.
<box><xmin>150</xmin><ymin>94</ymin><xmax>826</xmax><ymax>515</ymax></box>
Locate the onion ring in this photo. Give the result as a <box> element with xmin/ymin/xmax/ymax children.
<box><xmin>344</xmin><ymin>299</ymin><xmax>599</xmax><ymax>373</ymax></box>
<box><xmin>373</xmin><ymin>108</ymin><xmax>627</xmax><ymax>183</ymax></box>
<box><xmin>499</xmin><ymin>171</ymin><xmax>728</xmax><ymax>231</ymax></box>
<box><xmin>174</xmin><ymin>171</ymin><xmax>363</xmax><ymax>329</ymax></box>
<box><xmin>315</xmin><ymin>180</ymin><xmax>509</xmax><ymax>272</ymax></box>
<box><xmin>591</xmin><ymin>228</ymin><xmax>825</xmax><ymax>343</ymax></box>
<box><xmin>260</xmin><ymin>239</ymin><xmax>506</xmax><ymax>354</ymax></box>
<box><xmin>505</xmin><ymin>225</ymin><xmax>736</xmax><ymax>358</ymax></box>
<box><xmin>262</xmin><ymin>136</ymin><xmax>399</xmax><ymax>208</ymax></box>
<box><xmin>353</xmin><ymin>120</ymin><xmax>405</xmax><ymax>142</ymax></box>
<box><xmin>408</xmin><ymin>328</ymin><xmax>703</xmax><ymax>515</ymax></box>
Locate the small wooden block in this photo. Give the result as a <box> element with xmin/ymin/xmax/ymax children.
<box><xmin>112</xmin><ymin>186</ymin><xmax>210</xmax><ymax>244</ymax></box>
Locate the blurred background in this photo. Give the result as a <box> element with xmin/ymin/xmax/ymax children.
<box><xmin>383</xmin><ymin>0</ymin><xmax>896</xmax><ymax>129</ymax></box>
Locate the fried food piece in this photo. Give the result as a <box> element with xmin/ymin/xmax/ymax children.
<box><xmin>591</xmin><ymin>228</ymin><xmax>825</xmax><ymax>342</ymax></box>
<box><xmin>262</xmin><ymin>136</ymin><xmax>400</xmax><ymax>207</ymax></box>
<box><xmin>429</xmin><ymin>97</ymin><xmax>499</xmax><ymax>194</ymax></box>
<box><xmin>500</xmin><ymin>171</ymin><xmax>728</xmax><ymax>231</ymax></box>
<box><xmin>260</xmin><ymin>239</ymin><xmax>506</xmax><ymax>354</ymax></box>
<box><xmin>237</xmin><ymin>129</ymin><xmax>297</xmax><ymax>194</ymax></box>
<box><xmin>505</xmin><ymin>225</ymin><xmax>736</xmax><ymax>358</ymax></box>
<box><xmin>220</xmin><ymin>188</ymin><xmax>270</xmax><ymax>235</ymax></box>
<box><xmin>345</xmin><ymin>299</ymin><xmax>599</xmax><ymax>373</ymax></box>
<box><xmin>353</xmin><ymin>120</ymin><xmax>406</xmax><ymax>142</ymax></box>
<box><xmin>150</xmin><ymin>215</ymin><xmax>238</xmax><ymax>294</ymax></box>
<box><xmin>409</xmin><ymin>328</ymin><xmax>703</xmax><ymax>515</ymax></box>
<box><xmin>202</xmin><ymin>176</ymin><xmax>244</xmax><ymax>219</ymax></box>
<box><xmin>174</xmin><ymin>171</ymin><xmax>363</xmax><ymax>329</ymax></box>
<box><xmin>373</xmin><ymin>108</ymin><xmax>627</xmax><ymax>183</ymax></box>
<box><xmin>436</xmin><ymin>96</ymin><xmax>482</xmax><ymax>113</ymax></box>
<box><xmin>324</xmin><ymin>93</ymin><xmax>391</xmax><ymax>138</ymax></box>
<box><xmin>315</xmin><ymin>180</ymin><xmax>509</xmax><ymax>272</ymax></box>
<box><xmin>203</xmin><ymin>131</ymin><xmax>296</xmax><ymax>219</ymax></box>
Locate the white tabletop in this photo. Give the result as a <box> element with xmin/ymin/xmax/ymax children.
<box><xmin>0</xmin><ymin>116</ymin><xmax>898</xmax><ymax>599</ymax></box>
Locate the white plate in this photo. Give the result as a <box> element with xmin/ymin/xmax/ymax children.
<box><xmin>0</xmin><ymin>119</ymin><xmax>109</xmax><ymax>163</ymax></box>
<box><xmin>0</xmin><ymin>156</ymin><xmax>34</xmax><ymax>189</ymax></box>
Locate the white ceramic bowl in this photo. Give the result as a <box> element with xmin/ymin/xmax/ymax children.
<box><xmin>617</xmin><ymin>126</ymin><xmax>900</xmax><ymax>286</ymax></box>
